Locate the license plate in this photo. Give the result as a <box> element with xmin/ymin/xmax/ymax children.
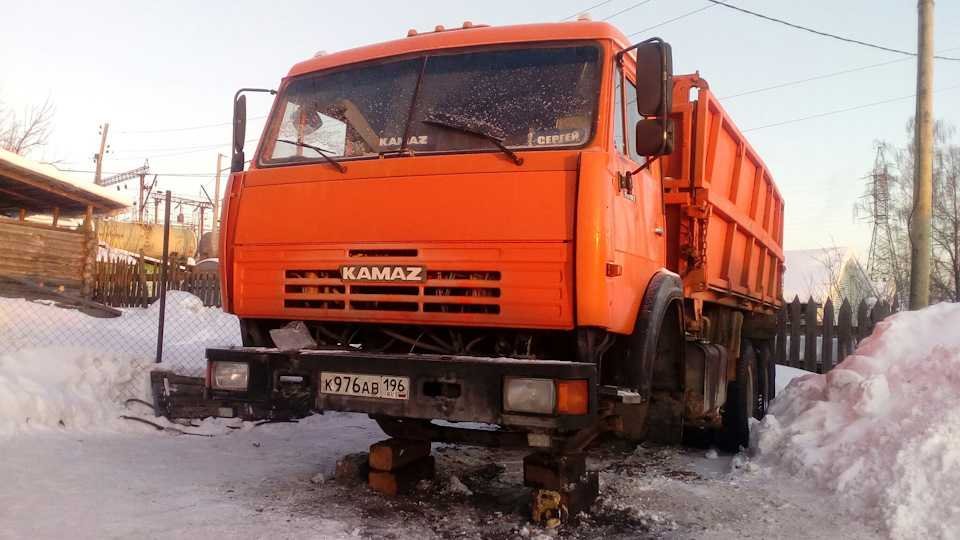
<box><xmin>320</xmin><ymin>372</ymin><xmax>409</xmax><ymax>400</ymax></box>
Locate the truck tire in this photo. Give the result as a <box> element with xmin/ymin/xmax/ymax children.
<box><xmin>609</xmin><ymin>273</ymin><xmax>685</xmax><ymax>443</ymax></box>
<box><xmin>754</xmin><ymin>340</ymin><xmax>774</xmax><ymax>417</ymax></box>
<box><xmin>717</xmin><ymin>339</ymin><xmax>758</xmax><ymax>452</ymax></box>
<box><xmin>615</xmin><ymin>300</ymin><xmax>684</xmax><ymax>443</ymax></box>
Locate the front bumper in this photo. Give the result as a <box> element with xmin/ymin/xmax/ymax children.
<box><xmin>205</xmin><ymin>347</ymin><xmax>597</xmax><ymax>430</ymax></box>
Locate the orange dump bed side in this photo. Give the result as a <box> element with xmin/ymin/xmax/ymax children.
<box><xmin>663</xmin><ymin>74</ymin><xmax>784</xmax><ymax>312</ymax></box>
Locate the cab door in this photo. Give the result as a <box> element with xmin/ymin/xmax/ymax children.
<box><xmin>611</xmin><ymin>64</ymin><xmax>667</xmax><ymax>327</ymax></box>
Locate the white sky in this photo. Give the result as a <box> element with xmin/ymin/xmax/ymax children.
<box><xmin>3</xmin><ymin>0</ymin><xmax>960</xmax><ymax>256</ymax></box>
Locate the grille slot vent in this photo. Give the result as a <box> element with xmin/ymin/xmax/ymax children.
<box><xmin>425</xmin><ymin>287</ymin><xmax>500</xmax><ymax>297</ymax></box>
<box><xmin>284</xmin><ymin>267</ymin><xmax>502</xmax><ymax>315</ymax></box>
<box><xmin>350</xmin><ymin>301</ymin><xmax>419</xmax><ymax>312</ymax></box>
<box><xmin>349</xmin><ymin>249</ymin><xmax>418</xmax><ymax>257</ymax></box>
<box><xmin>424</xmin><ymin>304</ymin><xmax>500</xmax><ymax>314</ymax></box>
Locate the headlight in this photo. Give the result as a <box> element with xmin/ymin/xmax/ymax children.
<box><xmin>503</xmin><ymin>377</ymin><xmax>556</xmax><ymax>414</ymax></box>
<box><xmin>212</xmin><ymin>361</ymin><xmax>249</xmax><ymax>391</ymax></box>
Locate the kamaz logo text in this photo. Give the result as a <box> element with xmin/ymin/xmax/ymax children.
<box><xmin>339</xmin><ymin>265</ymin><xmax>427</xmax><ymax>283</ymax></box>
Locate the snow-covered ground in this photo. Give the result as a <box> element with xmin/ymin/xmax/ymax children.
<box><xmin>1</xmin><ymin>295</ymin><xmax>958</xmax><ymax>539</ymax></box>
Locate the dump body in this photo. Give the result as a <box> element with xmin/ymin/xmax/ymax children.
<box><xmin>663</xmin><ymin>74</ymin><xmax>784</xmax><ymax>311</ymax></box>
<box><xmin>207</xmin><ymin>20</ymin><xmax>784</xmax><ymax>450</ymax></box>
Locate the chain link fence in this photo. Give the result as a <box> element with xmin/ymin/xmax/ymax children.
<box><xmin>0</xmin><ymin>289</ymin><xmax>240</xmax><ymax>404</ymax></box>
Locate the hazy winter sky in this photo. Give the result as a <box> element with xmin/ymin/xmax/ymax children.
<box><xmin>3</xmin><ymin>0</ymin><xmax>959</xmax><ymax>255</ymax></box>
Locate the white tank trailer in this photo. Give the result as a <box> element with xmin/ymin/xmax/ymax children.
<box><xmin>96</xmin><ymin>220</ymin><xmax>198</xmax><ymax>260</ymax></box>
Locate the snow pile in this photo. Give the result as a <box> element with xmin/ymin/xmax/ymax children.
<box><xmin>750</xmin><ymin>302</ymin><xmax>960</xmax><ymax>539</ymax></box>
<box><xmin>0</xmin><ymin>293</ymin><xmax>241</xmax><ymax>433</ymax></box>
<box><xmin>0</xmin><ymin>347</ymin><xmax>149</xmax><ymax>433</ymax></box>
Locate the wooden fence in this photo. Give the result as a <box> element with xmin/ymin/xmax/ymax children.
<box><xmin>92</xmin><ymin>256</ymin><xmax>221</xmax><ymax>308</ymax></box>
<box><xmin>774</xmin><ymin>296</ymin><xmax>894</xmax><ymax>374</ymax></box>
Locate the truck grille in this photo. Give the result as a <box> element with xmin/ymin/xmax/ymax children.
<box><xmin>284</xmin><ymin>269</ymin><xmax>502</xmax><ymax>314</ymax></box>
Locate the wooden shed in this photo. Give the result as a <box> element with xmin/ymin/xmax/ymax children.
<box><xmin>0</xmin><ymin>148</ymin><xmax>131</xmax><ymax>299</ymax></box>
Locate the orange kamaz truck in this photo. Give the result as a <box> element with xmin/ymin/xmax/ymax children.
<box><xmin>206</xmin><ymin>19</ymin><xmax>783</xmax><ymax>483</ymax></box>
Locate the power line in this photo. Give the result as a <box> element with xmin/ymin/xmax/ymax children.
<box><xmin>113</xmin><ymin>143</ymin><xmax>229</xmax><ymax>153</ymax></box>
<box><xmin>601</xmin><ymin>0</ymin><xmax>655</xmax><ymax>22</ymax></box>
<box><xmin>125</xmin><ymin>144</ymin><xmax>230</xmax><ymax>160</ymax></box>
<box><xmin>113</xmin><ymin>115</ymin><xmax>267</xmax><ymax>134</ymax></box>
<box><xmin>721</xmin><ymin>46</ymin><xmax>960</xmax><ymax>100</ymax></box>
<box><xmin>105</xmin><ymin>137</ymin><xmax>259</xmax><ymax>160</ymax></box>
<box><xmin>61</xmin><ymin>169</ymin><xmax>221</xmax><ymax>178</ymax></box>
<box><xmin>704</xmin><ymin>0</ymin><xmax>960</xmax><ymax>61</ymax></box>
<box><xmin>742</xmin><ymin>85</ymin><xmax>960</xmax><ymax>132</ymax></box>
<box><xmin>626</xmin><ymin>0</ymin><xmax>727</xmax><ymax>37</ymax></box>
<box><xmin>114</xmin><ymin>122</ymin><xmax>229</xmax><ymax>134</ymax></box>
<box><xmin>60</xmin><ymin>161</ymin><xmax>236</xmax><ymax>180</ymax></box>
<box><xmin>720</xmin><ymin>58</ymin><xmax>910</xmax><ymax>100</ymax></box>
<box><xmin>558</xmin><ymin>0</ymin><xmax>616</xmax><ymax>22</ymax></box>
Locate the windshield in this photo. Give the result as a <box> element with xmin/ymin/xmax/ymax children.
<box><xmin>259</xmin><ymin>44</ymin><xmax>601</xmax><ymax>165</ymax></box>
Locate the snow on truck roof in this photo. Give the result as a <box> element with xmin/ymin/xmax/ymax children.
<box><xmin>287</xmin><ymin>20</ymin><xmax>632</xmax><ymax>78</ymax></box>
<box><xmin>0</xmin><ymin>147</ymin><xmax>131</xmax><ymax>218</ymax></box>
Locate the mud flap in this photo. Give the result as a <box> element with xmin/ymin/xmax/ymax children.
<box><xmin>644</xmin><ymin>389</ymin><xmax>685</xmax><ymax>444</ymax></box>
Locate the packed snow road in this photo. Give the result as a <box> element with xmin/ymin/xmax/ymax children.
<box><xmin>0</xmin><ymin>412</ymin><xmax>879</xmax><ymax>540</ymax></box>
<box><xmin>4</xmin><ymin>297</ymin><xmax>960</xmax><ymax>539</ymax></box>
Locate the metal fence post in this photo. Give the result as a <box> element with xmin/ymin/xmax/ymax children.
<box><xmin>155</xmin><ymin>191</ymin><xmax>172</xmax><ymax>364</ymax></box>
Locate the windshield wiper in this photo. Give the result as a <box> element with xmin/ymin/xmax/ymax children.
<box><xmin>422</xmin><ymin>115</ymin><xmax>523</xmax><ymax>166</ymax></box>
<box><xmin>276</xmin><ymin>139</ymin><xmax>347</xmax><ymax>173</ymax></box>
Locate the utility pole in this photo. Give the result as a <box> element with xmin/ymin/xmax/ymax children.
<box><xmin>94</xmin><ymin>123</ymin><xmax>109</xmax><ymax>185</ymax></box>
<box><xmin>138</xmin><ymin>169</ymin><xmax>146</xmax><ymax>222</ymax></box>
<box><xmin>212</xmin><ymin>153</ymin><xmax>223</xmax><ymax>257</ymax></box>
<box><xmin>909</xmin><ymin>0</ymin><xmax>934</xmax><ymax>310</ymax></box>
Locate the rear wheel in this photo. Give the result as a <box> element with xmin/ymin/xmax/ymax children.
<box><xmin>717</xmin><ymin>339</ymin><xmax>758</xmax><ymax>452</ymax></box>
<box><xmin>754</xmin><ymin>340</ymin><xmax>774</xmax><ymax>418</ymax></box>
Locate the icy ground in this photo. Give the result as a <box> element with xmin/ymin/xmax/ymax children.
<box><xmin>2</xmin><ymin>294</ymin><xmax>959</xmax><ymax>539</ymax></box>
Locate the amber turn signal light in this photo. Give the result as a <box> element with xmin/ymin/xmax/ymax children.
<box><xmin>557</xmin><ymin>379</ymin><xmax>589</xmax><ymax>415</ymax></box>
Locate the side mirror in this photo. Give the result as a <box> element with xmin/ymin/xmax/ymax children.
<box><xmin>635</xmin><ymin>118</ymin><xmax>675</xmax><ymax>157</ymax></box>
<box><xmin>232</xmin><ymin>94</ymin><xmax>247</xmax><ymax>173</ymax></box>
<box><xmin>230</xmin><ymin>88</ymin><xmax>277</xmax><ymax>174</ymax></box>
<box><xmin>634</xmin><ymin>39</ymin><xmax>673</xmax><ymax>118</ymax></box>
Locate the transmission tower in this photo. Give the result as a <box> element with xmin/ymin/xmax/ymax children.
<box><xmin>866</xmin><ymin>145</ymin><xmax>900</xmax><ymax>303</ymax></box>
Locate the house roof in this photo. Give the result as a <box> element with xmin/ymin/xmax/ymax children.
<box><xmin>783</xmin><ymin>247</ymin><xmax>862</xmax><ymax>302</ymax></box>
<box><xmin>0</xmin><ymin>148</ymin><xmax>131</xmax><ymax>218</ymax></box>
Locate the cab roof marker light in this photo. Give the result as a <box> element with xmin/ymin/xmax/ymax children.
<box><xmin>407</xmin><ymin>22</ymin><xmax>489</xmax><ymax>38</ymax></box>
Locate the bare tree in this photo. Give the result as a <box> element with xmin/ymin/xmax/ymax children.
<box><xmin>0</xmin><ymin>91</ymin><xmax>56</xmax><ymax>159</ymax></box>
<box><xmin>859</xmin><ymin>119</ymin><xmax>959</xmax><ymax>305</ymax></box>
<box><xmin>930</xmin><ymin>143</ymin><xmax>960</xmax><ymax>300</ymax></box>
